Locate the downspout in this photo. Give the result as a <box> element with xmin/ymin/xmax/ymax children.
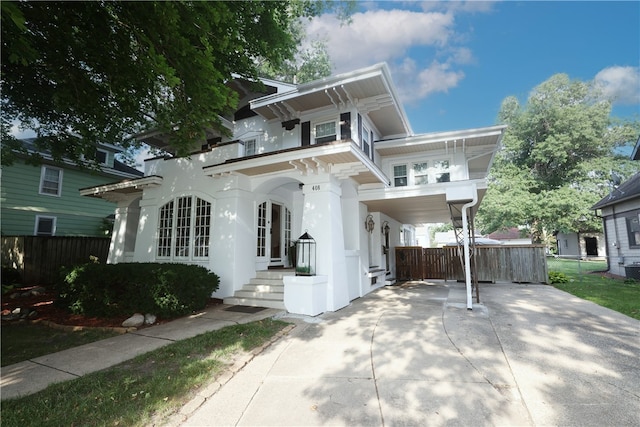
<box><xmin>461</xmin><ymin>192</ymin><xmax>478</xmax><ymax>310</ymax></box>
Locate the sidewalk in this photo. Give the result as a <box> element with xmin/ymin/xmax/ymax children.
<box><xmin>2</xmin><ymin>281</ymin><xmax>639</xmax><ymax>426</ymax></box>
<box><xmin>0</xmin><ymin>304</ymin><xmax>283</xmax><ymax>400</ymax></box>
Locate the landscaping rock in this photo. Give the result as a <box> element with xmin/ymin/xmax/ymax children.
<box><xmin>122</xmin><ymin>313</ymin><xmax>144</xmax><ymax>328</ymax></box>
<box><xmin>144</xmin><ymin>313</ymin><xmax>157</xmax><ymax>325</ymax></box>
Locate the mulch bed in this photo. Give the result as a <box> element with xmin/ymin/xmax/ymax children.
<box><xmin>1</xmin><ymin>285</ymin><xmax>223</xmax><ymax>329</ymax></box>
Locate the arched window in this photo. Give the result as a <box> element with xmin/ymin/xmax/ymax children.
<box><xmin>157</xmin><ymin>196</ymin><xmax>211</xmax><ymax>259</ymax></box>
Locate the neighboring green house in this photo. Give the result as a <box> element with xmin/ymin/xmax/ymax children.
<box><xmin>1</xmin><ymin>139</ymin><xmax>142</xmax><ymax>237</ymax></box>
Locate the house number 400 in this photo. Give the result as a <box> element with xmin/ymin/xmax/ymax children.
<box><xmin>311</xmin><ymin>185</ymin><xmax>321</xmax><ymax>191</ymax></box>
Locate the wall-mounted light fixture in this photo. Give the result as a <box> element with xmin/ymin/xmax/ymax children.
<box><xmin>381</xmin><ymin>221</ymin><xmax>390</xmax><ymax>234</ymax></box>
<box><xmin>365</xmin><ymin>214</ymin><xmax>375</xmax><ymax>234</ymax></box>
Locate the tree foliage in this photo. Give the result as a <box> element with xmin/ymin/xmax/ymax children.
<box><xmin>478</xmin><ymin>74</ymin><xmax>639</xmax><ymax>242</ymax></box>
<box><xmin>1</xmin><ymin>1</ymin><xmax>353</xmax><ymax>165</ymax></box>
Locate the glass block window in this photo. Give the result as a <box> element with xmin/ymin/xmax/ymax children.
<box><xmin>413</xmin><ymin>162</ymin><xmax>429</xmax><ymax>185</ymax></box>
<box><xmin>40</xmin><ymin>166</ymin><xmax>62</xmax><ymax>196</ymax></box>
<box><xmin>315</xmin><ymin>121</ymin><xmax>337</xmax><ymax>144</ymax></box>
<box><xmin>394</xmin><ymin>165</ymin><xmax>408</xmax><ymax>187</ymax></box>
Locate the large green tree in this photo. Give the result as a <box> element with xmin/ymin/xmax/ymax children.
<box><xmin>478</xmin><ymin>74</ymin><xmax>639</xmax><ymax>243</ymax></box>
<box><xmin>1</xmin><ymin>1</ymin><xmax>353</xmax><ymax>165</ymax></box>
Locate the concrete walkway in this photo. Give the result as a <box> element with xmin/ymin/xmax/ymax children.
<box><xmin>182</xmin><ymin>281</ymin><xmax>640</xmax><ymax>426</ymax></box>
<box><xmin>2</xmin><ymin>281</ymin><xmax>639</xmax><ymax>426</ymax></box>
<box><xmin>0</xmin><ymin>305</ymin><xmax>283</xmax><ymax>400</ymax></box>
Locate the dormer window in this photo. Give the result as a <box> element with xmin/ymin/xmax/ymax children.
<box><xmin>245</xmin><ymin>139</ymin><xmax>256</xmax><ymax>156</ymax></box>
<box><xmin>315</xmin><ymin>120</ymin><xmax>337</xmax><ymax>144</ymax></box>
<box><xmin>95</xmin><ymin>149</ymin><xmax>108</xmax><ymax>165</ymax></box>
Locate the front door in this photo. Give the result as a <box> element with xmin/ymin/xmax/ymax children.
<box><xmin>257</xmin><ymin>201</ymin><xmax>292</xmax><ymax>268</ymax></box>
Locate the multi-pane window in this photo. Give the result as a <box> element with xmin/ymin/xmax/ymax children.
<box><xmin>175</xmin><ymin>197</ymin><xmax>192</xmax><ymax>257</ymax></box>
<box><xmin>393</xmin><ymin>159</ymin><xmax>451</xmax><ymax>187</ymax></box>
<box><xmin>194</xmin><ymin>198</ymin><xmax>211</xmax><ymax>257</ymax></box>
<box><xmin>157</xmin><ymin>201</ymin><xmax>174</xmax><ymax>257</ymax></box>
<box><xmin>35</xmin><ymin>216</ymin><xmax>56</xmax><ymax>236</ymax></box>
<box><xmin>315</xmin><ymin>121</ymin><xmax>337</xmax><ymax>144</ymax></box>
<box><xmin>284</xmin><ymin>208</ymin><xmax>292</xmax><ymax>259</ymax></box>
<box><xmin>157</xmin><ymin>196</ymin><xmax>211</xmax><ymax>259</ymax></box>
<box><xmin>394</xmin><ymin>165</ymin><xmax>408</xmax><ymax>187</ymax></box>
<box><xmin>245</xmin><ymin>139</ymin><xmax>256</xmax><ymax>156</ymax></box>
<box><xmin>39</xmin><ymin>166</ymin><xmax>62</xmax><ymax>196</ymax></box>
<box><xmin>413</xmin><ymin>162</ymin><xmax>429</xmax><ymax>185</ymax></box>
<box><xmin>434</xmin><ymin>160</ymin><xmax>450</xmax><ymax>183</ymax></box>
<box><xmin>257</xmin><ymin>202</ymin><xmax>267</xmax><ymax>256</ymax></box>
<box><xmin>362</xmin><ymin>124</ymin><xmax>370</xmax><ymax>157</ymax></box>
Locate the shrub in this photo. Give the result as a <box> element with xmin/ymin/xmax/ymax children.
<box><xmin>58</xmin><ymin>263</ymin><xmax>219</xmax><ymax>318</ymax></box>
<box><xmin>549</xmin><ymin>271</ymin><xmax>569</xmax><ymax>284</ymax></box>
<box><xmin>1</xmin><ymin>266</ymin><xmax>22</xmax><ymax>286</ymax></box>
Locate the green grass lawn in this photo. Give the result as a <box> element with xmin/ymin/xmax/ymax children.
<box><xmin>547</xmin><ymin>258</ymin><xmax>640</xmax><ymax>320</ymax></box>
<box><xmin>1</xmin><ymin>323</ymin><xmax>120</xmax><ymax>367</ymax></box>
<box><xmin>1</xmin><ymin>318</ymin><xmax>289</xmax><ymax>427</ymax></box>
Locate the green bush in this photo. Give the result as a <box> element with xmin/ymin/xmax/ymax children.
<box><xmin>549</xmin><ymin>271</ymin><xmax>569</xmax><ymax>284</ymax></box>
<box><xmin>58</xmin><ymin>263</ymin><xmax>219</xmax><ymax>318</ymax></box>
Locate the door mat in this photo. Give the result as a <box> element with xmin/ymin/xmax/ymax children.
<box><xmin>224</xmin><ymin>305</ymin><xmax>267</xmax><ymax>313</ymax></box>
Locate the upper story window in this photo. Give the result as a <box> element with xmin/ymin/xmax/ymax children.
<box><xmin>392</xmin><ymin>159</ymin><xmax>451</xmax><ymax>187</ymax></box>
<box><xmin>245</xmin><ymin>139</ymin><xmax>257</xmax><ymax>156</ymax></box>
<box><xmin>362</xmin><ymin>124</ymin><xmax>370</xmax><ymax>157</ymax></box>
<box><xmin>39</xmin><ymin>166</ymin><xmax>62</xmax><ymax>196</ymax></box>
<box><xmin>157</xmin><ymin>196</ymin><xmax>212</xmax><ymax>259</ymax></box>
<box><xmin>315</xmin><ymin>120</ymin><xmax>337</xmax><ymax>144</ymax></box>
<box><xmin>393</xmin><ymin>165</ymin><xmax>408</xmax><ymax>187</ymax></box>
<box><xmin>434</xmin><ymin>160</ymin><xmax>450</xmax><ymax>183</ymax></box>
<box><xmin>413</xmin><ymin>162</ymin><xmax>429</xmax><ymax>185</ymax></box>
<box><xmin>94</xmin><ymin>149</ymin><xmax>108</xmax><ymax>165</ymax></box>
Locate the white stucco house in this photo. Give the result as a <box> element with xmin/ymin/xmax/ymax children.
<box><xmin>81</xmin><ymin>63</ymin><xmax>505</xmax><ymax>314</ymax></box>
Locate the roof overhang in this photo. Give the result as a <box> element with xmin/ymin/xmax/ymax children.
<box><xmin>359</xmin><ymin>179</ymin><xmax>489</xmax><ymax>225</ymax></box>
<box><xmin>250</xmin><ymin>63</ymin><xmax>412</xmax><ymax>139</ymax></box>
<box><xmin>203</xmin><ymin>141</ymin><xmax>390</xmax><ymax>186</ymax></box>
<box><xmin>79</xmin><ymin>175</ymin><xmax>163</xmax><ymax>201</ymax></box>
<box><xmin>135</xmin><ymin>117</ymin><xmax>234</xmax><ymax>153</ymax></box>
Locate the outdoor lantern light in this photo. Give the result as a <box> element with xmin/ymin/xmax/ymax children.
<box><xmin>365</xmin><ymin>214</ymin><xmax>375</xmax><ymax>233</ymax></box>
<box><xmin>295</xmin><ymin>231</ymin><xmax>316</xmax><ymax>276</ymax></box>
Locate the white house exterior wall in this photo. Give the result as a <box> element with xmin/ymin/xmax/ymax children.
<box><xmin>87</xmin><ymin>64</ymin><xmax>505</xmax><ymax>314</ymax></box>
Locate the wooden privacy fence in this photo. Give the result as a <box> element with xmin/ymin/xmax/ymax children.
<box><xmin>2</xmin><ymin>236</ymin><xmax>110</xmax><ymax>285</ymax></box>
<box><xmin>396</xmin><ymin>245</ymin><xmax>548</xmax><ymax>284</ymax></box>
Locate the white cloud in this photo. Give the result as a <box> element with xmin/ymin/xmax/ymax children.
<box><xmin>305</xmin><ymin>7</ymin><xmax>481</xmax><ymax>103</ymax></box>
<box><xmin>594</xmin><ymin>66</ymin><xmax>640</xmax><ymax>105</ymax></box>
<box><xmin>306</xmin><ymin>9</ymin><xmax>454</xmax><ymax>73</ymax></box>
<box><xmin>395</xmin><ymin>58</ymin><xmax>465</xmax><ymax>103</ymax></box>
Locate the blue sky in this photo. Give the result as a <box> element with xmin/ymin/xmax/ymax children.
<box><xmin>306</xmin><ymin>1</ymin><xmax>640</xmax><ymax>134</ymax></box>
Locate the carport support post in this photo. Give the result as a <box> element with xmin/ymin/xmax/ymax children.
<box><xmin>461</xmin><ymin>198</ymin><xmax>477</xmax><ymax>310</ymax></box>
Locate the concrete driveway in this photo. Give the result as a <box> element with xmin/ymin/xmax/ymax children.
<box><xmin>181</xmin><ymin>281</ymin><xmax>640</xmax><ymax>426</ymax></box>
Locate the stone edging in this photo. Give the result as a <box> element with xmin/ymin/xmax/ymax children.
<box><xmin>30</xmin><ymin>319</ymin><xmax>137</xmax><ymax>334</ymax></box>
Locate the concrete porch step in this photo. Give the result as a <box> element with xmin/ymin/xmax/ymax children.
<box><xmin>233</xmin><ymin>290</ymin><xmax>284</xmax><ymax>300</ymax></box>
<box><xmin>223</xmin><ymin>297</ymin><xmax>285</xmax><ymax>310</ymax></box>
<box><xmin>242</xmin><ymin>283</ymin><xmax>284</xmax><ymax>293</ymax></box>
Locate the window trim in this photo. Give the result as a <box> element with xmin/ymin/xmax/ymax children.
<box><xmin>626</xmin><ymin>213</ymin><xmax>640</xmax><ymax>248</ymax></box>
<box><xmin>245</xmin><ymin>138</ymin><xmax>257</xmax><ymax>156</ymax></box>
<box><xmin>39</xmin><ymin>166</ymin><xmax>63</xmax><ymax>197</ymax></box>
<box><xmin>95</xmin><ymin>149</ymin><xmax>108</xmax><ymax>166</ymax></box>
<box><xmin>156</xmin><ymin>196</ymin><xmax>212</xmax><ymax>260</ymax></box>
<box><xmin>393</xmin><ymin>164</ymin><xmax>408</xmax><ymax>187</ymax></box>
<box><xmin>313</xmin><ymin>119</ymin><xmax>338</xmax><ymax>144</ymax></box>
<box><xmin>392</xmin><ymin>158</ymin><xmax>452</xmax><ymax>187</ymax></box>
<box><xmin>34</xmin><ymin>215</ymin><xmax>57</xmax><ymax>236</ymax></box>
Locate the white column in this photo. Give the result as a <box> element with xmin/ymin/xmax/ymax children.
<box><xmin>300</xmin><ymin>178</ymin><xmax>349</xmax><ymax>312</ymax></box>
